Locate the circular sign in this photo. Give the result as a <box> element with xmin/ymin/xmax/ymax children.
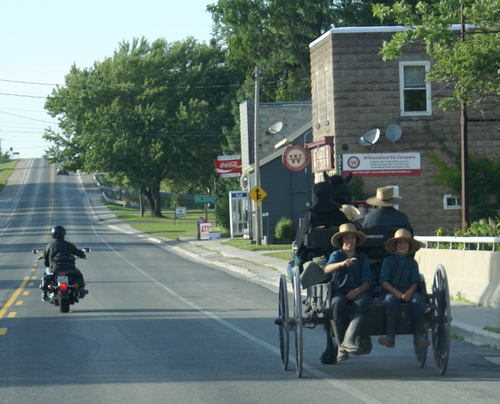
<box><xmin>282</xmin><ymin>145</ymin><xmax>309</xmax><ymax>172</ymax></box>
<box><xmin>347</xmin><ymin>156</ymin><xmax>361</xmax><ymax>169</ymax></box>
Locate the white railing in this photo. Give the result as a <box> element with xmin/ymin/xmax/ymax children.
<box><xmin>415</xmin><ymin>236</ymin><xmax>500</xmax><ymax>251</ymax></box>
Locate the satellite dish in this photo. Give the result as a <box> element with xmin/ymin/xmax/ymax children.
<box><xmin>268</xmin><ymin>121</ymin><xmax>283</xmax><ymax>134</ymax></box>
<box><xmin>385</xmin><ymin>123</ymin><xmax>402</xmax><ymax>143</ymax></box>
<box><xmin>359</xmin><ymin>128</ymin><xmax>380</xmax><ymax>147</ymax></box>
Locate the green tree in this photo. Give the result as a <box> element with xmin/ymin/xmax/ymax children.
<box><xmin>208</xmin><ymin>0</ymin><xmax>405</xmax><ymax>102</ymax></box>
<box><xmin>429</xmin><ymin>149</ymin><xmax>500</xmax><ymax>222</ymax></box>
<box><xmin>44</xmin><ymin>38</ymin><xmax>240</xmax><ymax>217</ymax></box>
<box><xmin>373</xmin><ymin>0</ymin><xmax>500</xmax><ymax>110</ymax></box>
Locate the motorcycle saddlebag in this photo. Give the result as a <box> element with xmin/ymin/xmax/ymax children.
<box><xmin>40</xmin><ymin>274</ymin><xmax>54</xmax><ymax>291</ymax></box>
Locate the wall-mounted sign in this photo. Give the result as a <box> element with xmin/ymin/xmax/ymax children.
<box><xmin>282</xmin><ymin>145</ymin><xmax>309</xmax><ymax>172</ymax></box>
<box><xmin>311</xmin><ymin>144</ymin><xmax>333</xmax><ymax>172</ymax></box>
<box><xmin>341</xmin><ymin>152</ymin><xmax>421</xmax><ymax>176</ymax></box>
<box><xmin>215</xmin><ymin>155</ymin><xmax>242</xmax><ymax>177</ymax></box>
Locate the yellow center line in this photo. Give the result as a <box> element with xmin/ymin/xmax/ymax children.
<box><xmin>0</xmin><ymin>277</ymin><xmax>29</xmax><ymax>320</ymax></box>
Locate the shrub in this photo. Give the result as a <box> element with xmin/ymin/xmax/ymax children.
<box><xmin>274</xmin><ymin>217</ymin><xmax>294</xmax><ymax>241</ymax></box>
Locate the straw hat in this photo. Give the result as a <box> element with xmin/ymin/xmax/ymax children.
<box><xmin>366</xmin><ymin>186</ymin><xmax>402</xmax><ymax>207</ymax></box>
<box><xmin>331</xmin><ymin>223</ymin><xmax>366</xmax><ymax>249</ymax></box>
<box><xmin>385</xmin><ymin>228</ymin><xmax>421</xmax><ymax>255</ymax></box>
<box><xmin>341</xmin><ymin>205</ymin><xmax>363</xmax><ymax>221</ymax></box>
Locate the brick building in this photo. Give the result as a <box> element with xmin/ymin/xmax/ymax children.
<box><xmin>309</xmin><ymin>26</ymin><xmax>499</xmax><ymax>235</ymax></box>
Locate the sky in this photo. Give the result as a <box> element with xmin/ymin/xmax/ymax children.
<box><xmin>0</xmin><ymin>0</ymin><xmax>215</xmax><ymax>158</ymax></box>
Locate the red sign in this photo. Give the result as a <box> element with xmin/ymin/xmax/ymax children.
<box><xmin>215</xmin><ymin>155</ymin><xmax>242</xmax><ymax>177</ymax></box>
<box><xmin>282</xmin><ymin>145</ymin><xmax>309</xmax><ymax>172</ymax></box>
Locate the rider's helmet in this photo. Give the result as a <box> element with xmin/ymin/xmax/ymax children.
<box><xmin>51</xmin><ymin>225</ymin><xmax>66</xmax><ymax>240</ymax></box>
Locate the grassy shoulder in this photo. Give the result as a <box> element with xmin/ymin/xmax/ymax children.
<box><xmin>106</xmin><ymin>203</ymin><xmax>293</xmax><ymax>260</ymax></box>
<box><xmin>0</xmin><ymin>159</ymin><xmax>19</xmax><ymax>192</ymax></box>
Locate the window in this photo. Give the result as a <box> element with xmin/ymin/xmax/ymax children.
<box><xmin>443</xmin><ymin>194</ymin><xmax>461</xmax><ymax>210</ymax></box>
<box><xmin>399</xmin><ymin>61</ymin><xmax>431</xmax><ymax>116</ymax></box>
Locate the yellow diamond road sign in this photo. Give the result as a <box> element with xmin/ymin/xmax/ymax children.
<box><xmin>249</xmin><ymin>185</ymin><xmax>267</xmax><ymax>203</ymax></box>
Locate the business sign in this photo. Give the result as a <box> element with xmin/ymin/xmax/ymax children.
<box><xmin>282</xmin><ymin>145</ymin><xmax>309</xmax><ymax>172</ymax></box>
<box><xmin>199</xmin><ymin>222</ymin><xmax>212</xmax><ymax>240</ymax></box>
<box><xmin>311</xmin><ymin>145</ymin><xmax>333</xmax><ymax>173</ymax></box>
<box><xmin>341</xmin><ymin>152</ymin><xmax>421</xmax><ymax>176</ymax></box>
<box><xmin>175</xmin><ymin>207</ymin><xmax>186</xmax><ymax>218</ymax></box>
<box><xmin>215</xmin><ymin>155</ymin><xmax>242</xmax><ymax>177</ymax></box>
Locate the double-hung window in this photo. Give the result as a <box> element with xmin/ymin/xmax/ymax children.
<box><xmin>399</xmin><ymin>61</ymin><xmax>432</xmax><ymax>116</ymax></box>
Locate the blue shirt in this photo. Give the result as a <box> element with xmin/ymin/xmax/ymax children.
<box><xmin>327</xmin><ymin>249</ymin><xmax>371</xmax><ymax>291</ymax></box>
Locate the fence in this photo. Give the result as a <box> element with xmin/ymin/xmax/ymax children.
<box><xmin>415</xmin><ymin>236</ymin><xmax>500</xmax><ymax>309</ymax></box>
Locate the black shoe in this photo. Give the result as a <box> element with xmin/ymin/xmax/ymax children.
<box><xmin>41</xmin><ymin>292</ymin><xmax>48</xmax><ymax>302</ymax></box>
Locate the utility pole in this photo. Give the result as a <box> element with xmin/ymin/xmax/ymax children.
<box><xmin>253</xmin><ymin>66</ymin><xmax>262</xmax><ymax>245</ymax></box>
<box><xmin>460</xmin><ymin>4</ymin><xmax>470</xmax><ymax>232</ymax></box>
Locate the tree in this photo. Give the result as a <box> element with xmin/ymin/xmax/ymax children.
<box><xmin>208</xmin><ymin>0</ymin><xmax>404</xmax><ymax>102</ymax></box>
<box><xmin>44</xmin><ymin>38</ymin><xmax>240</xmax><ymax>217</ymax></box>
<box><xmin>373</xmin><ymin>0</ymin><xmax>500</xmax><ymax>110</ymax></box>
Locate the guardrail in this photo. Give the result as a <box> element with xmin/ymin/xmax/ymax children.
<box><xmin>415</xmin><ymin>236</ymin><xmax>500</xmax><ymax>251</ymax></box>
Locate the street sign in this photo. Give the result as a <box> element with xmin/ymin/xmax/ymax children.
<box><xmin>194</xmin><ymin>195</ymin><xmax>216</xmax><ymax>204</ymax></box>
<box><xmin>249</xmin><ymin>185</ymin><xmax>267</xmax><ymax>203</ymax></box>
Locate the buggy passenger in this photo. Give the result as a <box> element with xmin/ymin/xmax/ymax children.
<box><xmin>325</xmin><ymin>223</ymin><xmax>371</xmax><ymax>361</ymax></box>
<box><xmin>378</xmin><ymin>229</ymin><xmax>430</xmax><ymax>348</ymax></box>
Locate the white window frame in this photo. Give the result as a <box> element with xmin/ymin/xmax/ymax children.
<box><xmin>399</xmin><ymin>61</ymin><xmax>432</xmax><ymax>116</ymax></box>
<box><xmin>443</xmin><ymin>194</ymin><xmax>462</xmax><ymax>210</ymax></box>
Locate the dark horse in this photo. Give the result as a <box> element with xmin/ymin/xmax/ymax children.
<box><xmin>324</xmin><ymin>171</ymin><xmax>353</xmax><ymax>206</ymax></box>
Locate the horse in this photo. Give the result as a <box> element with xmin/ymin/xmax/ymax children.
<box><xmin>323</xmin><ymin>171</ymin><xmax>353</xmax><ymax>205</ymax></box>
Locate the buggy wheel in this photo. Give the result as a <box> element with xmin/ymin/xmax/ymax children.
<box><xmin>293</xmin><ymin>265</ymin><xmax>303</xmax><ymax>378</ymax></box>
<box><xmin>431</xmin><ymin>265</ymin><xmax>451</xmax><ymax>375</ymax></box>
<box><xmin>278</xmin><ymin>274</ymin><xmax>290</xmax><ymax>370</ymax></box>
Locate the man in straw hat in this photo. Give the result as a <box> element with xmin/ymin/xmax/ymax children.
<box><xmin>324</xmin><ymin>223</ymin><xmax>372</xmax><ymax>361</ymax></box>
<box><xmin>362</xmin><ymin>186</ymin><xmax>413</xmax><ymax>234</ymax></box>
<box><xmin>378</xmin><ymin>228</ymin><xmax>430</xmax><ymax>348</ymax></box>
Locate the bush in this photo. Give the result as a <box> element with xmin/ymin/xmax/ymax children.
<box><xmin>274</xmin><ymin>217</ymin><xmax>294</xmax><ymax>241</ymax></box>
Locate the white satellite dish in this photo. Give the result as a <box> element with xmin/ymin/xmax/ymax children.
<box><xmin>385</xmin><ymin>123</ymin><xmax>402</xmax><ymax>151</ymax></box>
<box><xmin>268</xmin><ymin>121</ymin><xmax>283</xmax><ymax>134</ymax></box>
<box><xmin>385</xmin><ymin>123</ymin><xmax>402</xmax><ymax>143</ymax></box>
<box><xmin>359</xmin><ymin>128</ymin><xmax>380</xmax><ymax>147</ymax></box>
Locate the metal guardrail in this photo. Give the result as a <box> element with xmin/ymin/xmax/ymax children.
<box><xmin>415</xmin><ymin>236</ymin><xmax>500</xmax><ymax>251</ymax></box>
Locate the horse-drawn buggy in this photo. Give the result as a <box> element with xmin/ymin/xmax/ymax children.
<box><xmin>275</xmin><ymin>223</ymin><xmax>451</xmax><ymax>378</ymax></box>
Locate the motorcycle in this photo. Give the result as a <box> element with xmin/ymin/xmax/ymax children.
<box><xmin>34</xmin><ymin>248</ymin><xmax>91</xmax><ymax>313</ymax></box>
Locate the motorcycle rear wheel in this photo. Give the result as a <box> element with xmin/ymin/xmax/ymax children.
<box><xmin>59</xmin><ymin>299</ymin><xmax>70</xmax><ymax>313</ymax></box>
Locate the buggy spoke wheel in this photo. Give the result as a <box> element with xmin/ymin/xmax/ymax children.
<box><xmin>431</xmin><ymin>265</ymin><xmax>451</xmax><ymax>375</ymax></box>
<box><xmin>278</xmin><ymin>274</ymin><xmax>289</xmax><ymax>370</ymax></box>
<box><xmin>293</xmin><ymin>265</ymin><xmax>303</xmax><ymax>378</ymax></box>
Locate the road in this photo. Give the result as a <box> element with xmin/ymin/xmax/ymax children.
<box><xmin>0</xmin><ymin>159</ymin><xmax>499</xmax><ymax>404</ymax></box>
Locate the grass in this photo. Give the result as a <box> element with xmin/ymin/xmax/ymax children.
<box><xmin>107</xmin><ymin>203</ymin><xmax>293</xmax><ymax>258</ymax></box>
<box><xmin>0</xmin><ymin>159</ymin><xmax>19</xmax><ymax>192</ymax></box>
<box><xmin>107</xmin><ymin>204</ymin><xmax>223</xmax><ymax>239</ymax></box>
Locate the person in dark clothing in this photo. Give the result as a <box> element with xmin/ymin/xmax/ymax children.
<box><xmin>378</xmin><ymin>229</ymin><xmax>429</xmax><ymax>348</ymax></box>
<box><xmin>362</xmin><ymin>186</ymin><xmax>413</xmax><ymax>235</ymax></box>
<box><xmin>41</xmin><ymin>225</ymin><xmax>88</xmax><ymax>301</ymax></box>
<box><xmin>294</xmin><ymin>182</ymin><xmax>350</xmax><ymax>265</ymax></box>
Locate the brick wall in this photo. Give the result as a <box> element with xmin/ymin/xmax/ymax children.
<box><xmin>310</xmin><ymin>28</ymin><xmax>499</xmax><ymax>235</ymax></box>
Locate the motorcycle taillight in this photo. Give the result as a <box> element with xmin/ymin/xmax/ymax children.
<box><xmin>59</xmin><ymin>283</ymin><xmax>68</xmax><ymax>292</ymax></box>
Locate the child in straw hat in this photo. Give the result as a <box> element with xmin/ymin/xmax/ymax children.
<box><xmin>324</xmin><ymin>223</ymin><xmax>372</xmax><ymax>361</ymax></box>
<box><xmin>378</xmin><ymin>229</ymin><xmax>430</xmax><ymax>348</ymax></box>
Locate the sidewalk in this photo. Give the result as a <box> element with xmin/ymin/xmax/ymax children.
<box><xmin>79</xmin><ymin>173</ymin><xmax>500</xmax><ymax>352</ymax></box>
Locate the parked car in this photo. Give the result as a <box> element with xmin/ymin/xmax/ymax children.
<box><xmin>57</xmin><ymin>167</ymin><xmax>69</xmax><ymax>175</ymax></box>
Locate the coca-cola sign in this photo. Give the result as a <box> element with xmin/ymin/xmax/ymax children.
<box><xmin>215</xmin><ymin>155</ymin><xmax>242</xmax><ymax>177</ymax></box>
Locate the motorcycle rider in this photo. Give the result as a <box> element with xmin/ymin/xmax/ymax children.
<box><xmin>41</xmin><ymin>225</ymin><xmax>88</xmax><ymax>301</ymax></box>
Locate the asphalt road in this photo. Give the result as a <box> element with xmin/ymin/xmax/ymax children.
<box><xmin>0</xmin><ymin>159</ymin><xmax>499</xmax><ymax>404</ymax></box>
